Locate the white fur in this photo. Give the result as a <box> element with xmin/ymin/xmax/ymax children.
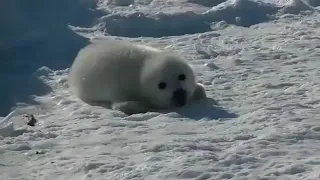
<box><xmin>68</xmin><ymin>40</ymin><xmax>206</xmax><ymax>115</ymax></box>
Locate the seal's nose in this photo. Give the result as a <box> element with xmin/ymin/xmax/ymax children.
<box><xmin>172</xmin><ymin>88</ymin><xmax>187</xmax><ymax>107</ymax></box>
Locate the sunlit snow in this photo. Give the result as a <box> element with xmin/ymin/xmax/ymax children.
<box><xmin>1</xmin><ymin>0</ymin><xmax>320</xmax><ymax>179</ymax></box>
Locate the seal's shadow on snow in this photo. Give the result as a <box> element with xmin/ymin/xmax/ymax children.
<box><xmin>174</xmin><ymin>98</ymin><xmax>238</xmax><ymax>120</ymax></box>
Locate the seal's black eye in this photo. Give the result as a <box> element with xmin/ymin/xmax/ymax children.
<box><xmin>178</xmin><ymin>74</ymin><xmax>186</xmax><ymax>81</ymax></box>
<box><xmin>158</xmin><ymin>82</ymin><xmax>167</xmax><ymax>90</ymax></box>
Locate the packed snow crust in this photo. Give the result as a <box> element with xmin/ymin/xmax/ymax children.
<box><xmin>1</xmin><ymin>0</ymin><xmax>320</xmax><ymax>179</ymax></box>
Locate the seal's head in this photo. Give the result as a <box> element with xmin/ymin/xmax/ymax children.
<box><xmin>140</xmin><ymin>53</ymin><xmax>197</xmax><ymax>109</ymax></box>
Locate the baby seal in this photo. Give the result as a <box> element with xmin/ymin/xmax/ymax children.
<box><xmin>68</xmin><ymin>40</ymin><xmax>206</xmax><ymax>115</ymax></box>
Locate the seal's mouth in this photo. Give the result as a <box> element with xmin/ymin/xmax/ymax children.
<box><xmin>172</xmin><ymin>88</ymin><xmax>187</xmax><ymax>107</ymax></box>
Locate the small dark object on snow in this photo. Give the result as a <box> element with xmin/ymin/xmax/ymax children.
<box><xmin>23</xmin><ymin>114</ymin><xmax>37</xmax><ymax>127</ymax></box>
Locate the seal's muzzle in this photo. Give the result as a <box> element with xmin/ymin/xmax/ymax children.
<box><xmin>172</xmin><ymin>88</ymin><xmax>187</xmax><ymax>107</ymax></box>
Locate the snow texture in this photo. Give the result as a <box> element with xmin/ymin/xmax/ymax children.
<box><xmin>1</xmin><ymin>0</ymin><xmax>320</xmax><ymax>179</ymax></box>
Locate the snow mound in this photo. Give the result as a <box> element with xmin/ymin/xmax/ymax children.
<box><xmin>100</xmin><ymin>0</ymin><xmax>279</xmax><ymax>37</ymax></box>
<box><xmin>203</xmin><ymin>0</ymin><xmax>279</xmax><ymax>27</ymax></box>
<box><xmin>280</xmin><ymin>0</ymin><xmax>314</xmax><ymax>14</ymax></box>
<box><xmin>100</xmin><ymin>0</ymin><xmax>317</xmax><ymax>38</ymax></box>
<box><xmin>101</xmin><ymin>11</ymin><xmax>213</xmax><ymax>37</ymax></box>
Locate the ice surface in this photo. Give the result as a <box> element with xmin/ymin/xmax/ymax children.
<box><xmin>1</xmin><ymin>0</ymin><xmax>320</xmax><ymax>179</ymax></box>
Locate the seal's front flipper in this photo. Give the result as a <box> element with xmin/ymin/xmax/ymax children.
<box><xmin>111</xmin><ymin>101</ymin><xmax>149</xmax><ymax>115</ymax></box>
<box><xmin>191</xmin><ymin>83</ymin><xmax>207</xmax><ymax>101</ymax></box>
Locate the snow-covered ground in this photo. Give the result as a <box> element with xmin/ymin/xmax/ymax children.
<box><xmin>1</xmin><ymin>0</ymin><xmax>320</xmax><ymax>179</ymax></box>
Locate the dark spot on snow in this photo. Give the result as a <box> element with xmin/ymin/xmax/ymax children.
<box><xmin>23</xmin><ymin>113</ymin><xmax>37</xmax><ymax>127</ymax></box>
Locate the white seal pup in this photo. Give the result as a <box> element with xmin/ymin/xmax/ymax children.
<box><xmin>68</xmin><ymin>40</ymin><xmax>206</xmax><ymax>115</ymax></box>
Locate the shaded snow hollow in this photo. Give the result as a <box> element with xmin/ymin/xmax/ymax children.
<box><xmin>1</xmin><ymin>0</ymin><xmax>320</xmax><ymax>179</ymax></box>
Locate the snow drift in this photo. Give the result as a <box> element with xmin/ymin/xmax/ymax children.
<box><xmin>95</xmin><ymin>0</ymin><xmax>318</xmax><ymax>38</ymax></box>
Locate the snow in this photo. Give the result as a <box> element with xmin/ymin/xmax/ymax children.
<box><xmin>1</xmin><ymin>0</ymin><xmax>320</xmax><ymax>179</ymax></box>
